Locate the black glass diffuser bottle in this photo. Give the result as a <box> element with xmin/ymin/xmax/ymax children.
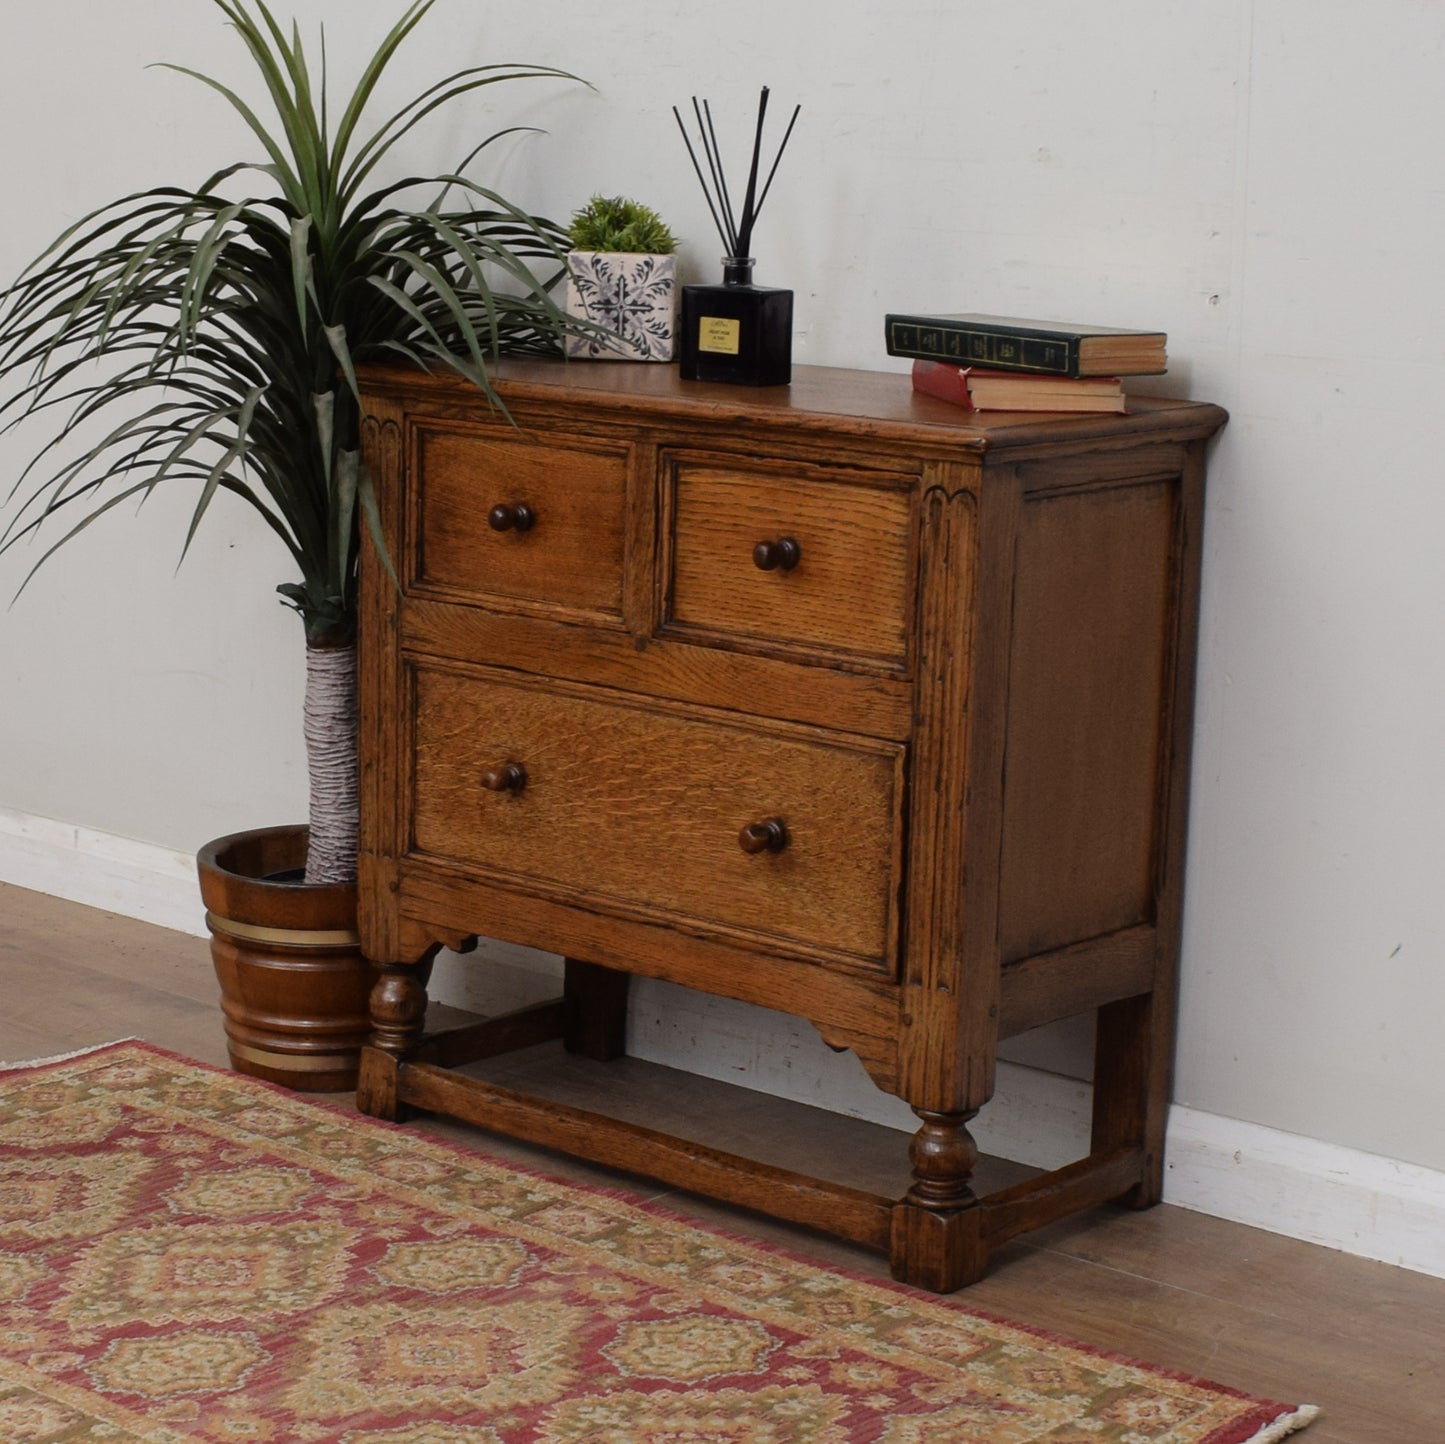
<box><xmin>674</xmin><ymin>88</ymin><xmax>800</xmax><ymax>387</ymax></box>
<box><xmin>680</xmin><ymin>256</ymin><xmax>793</xmax><ymax>386</ymax></box>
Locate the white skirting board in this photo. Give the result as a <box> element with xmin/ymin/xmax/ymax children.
<box><xmin>0</xmin><ymin>807</ymin><xmax>206</xmax><ymax>937</ymax></box>
<box><xmin>3</xmin><ymin>804</ymin><xmax>1442</xmax><ymax>1281</ymax></box>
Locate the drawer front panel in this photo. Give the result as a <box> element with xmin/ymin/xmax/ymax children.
<box><xmin>410</xmin><ymin>665</ymin><xmax>903</xmax><ymax>972</ymax></box>
<box><xmin>666</xmin><ymin>463</ymin><xmax>914</xmax><ymax>668</ymax></box>
<box><xmin>413</xmin><ymin>422</ymin><xmax>627</xmax><ymax>618</ymax></box>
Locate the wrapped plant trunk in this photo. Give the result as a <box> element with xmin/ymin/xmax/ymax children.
<box><xmin>303</xmin><ymin>642</ymin><xmax>359</xmax><ymax>885</ymax></box>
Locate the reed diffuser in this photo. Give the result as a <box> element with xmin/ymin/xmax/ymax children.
<box><xmin>674</xmin><ymin>88</ymin><xmax>800</xmax><ymax>386</ymax></box>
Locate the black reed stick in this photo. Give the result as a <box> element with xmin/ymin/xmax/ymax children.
<box><xmin>675</xmin><ymin>89</ymin><xmax>800</xmax><ymax>264</ymax></box>
<box><xmin>750</xmin><ymin>103</ymin><xmax>801</xmax><ymax>226</ymax></box>
<box><xmin>699</xmin><ymin>99</ymin><xmax>738</xmax><ymax>254</ymax></box>
<box><xmin>672</xmin><ymin>106</ymin><xmax>731</xmax><ymax>254</ymax></box>
<box><xmin>733</xmin><ymin>87</ymin><xmax>770</xmax><ymax>262</ymax></box>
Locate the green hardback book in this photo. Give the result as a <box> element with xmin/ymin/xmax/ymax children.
<box><xmin>884</xmin><ymin>312</ymin><xmax>1167</xmax><ymax>378</ymax></box>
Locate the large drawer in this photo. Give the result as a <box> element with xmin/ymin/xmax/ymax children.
<box><xmin>664</xmin><ymin>460</ymin><xmax>915</xmax><ymax>670</ymax></box>
<box><xmin>411</xmin><ymin>420</ymin><xmax>628</xmax><ymax>620</ymax></box>
<box><xmin>409</xmin><ymin>664</ymin><xmax>904</xmax><ymax>973</ymax></box>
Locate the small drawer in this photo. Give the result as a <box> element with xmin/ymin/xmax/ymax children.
<box><xmin>665</xmin><ymin>462</ymin><xmax>914</xmax><ymax>668</ymax></box>
<box><xmin>412</xmin><ymin>421</ymin><xmax>628</xmax><ymax>619</ymax></box>
<box><xmin>410</xmin><ymin>665</ymin><xmax>904</xmax><ymax>973</ymax></box>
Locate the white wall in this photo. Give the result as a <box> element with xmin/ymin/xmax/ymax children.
<box><xmin>3</xmin><ymin>0</ymin><xmax>1444</xmax><ymax>1186</ymax></box>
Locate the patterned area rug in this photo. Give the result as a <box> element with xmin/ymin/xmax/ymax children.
<box><xmin>0</xmin><ymin>1041</ymin><xmax>1317</xmax><ymax>1443</ymax></box>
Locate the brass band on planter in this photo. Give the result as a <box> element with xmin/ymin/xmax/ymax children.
<box><xmin>229</xmin><ymin>1042</ymin><xmax>361</xmax><ymax>1074</ymax></box>
<box><xmin>204</xmin><ymin>911</ymin><xmax>361</xmax><ymax>949</ymax></box>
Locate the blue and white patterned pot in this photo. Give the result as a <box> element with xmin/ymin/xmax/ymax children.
<box><xmin>565</xmin><ymin>250</ymin><xmax>678</xmax><ymax>362</ymax></box>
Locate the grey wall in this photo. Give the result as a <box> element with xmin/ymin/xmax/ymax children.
<box><xmin>2</xmin><ymin>0</ymin><xmax>1442</xmax><ymax>1172</ymax></box>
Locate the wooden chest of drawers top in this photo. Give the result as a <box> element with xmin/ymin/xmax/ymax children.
<box><xmin>371</xmin><ymin>356</ymin><xmax>1222</xmax><ymax>665</ymax></box>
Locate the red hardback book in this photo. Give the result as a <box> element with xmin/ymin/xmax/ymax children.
<box><xmin>911</xmin><ymin>358</ymin><xmax>977</xmax><ymax>406</ymax></box>
<box><xmin>910</xmin><ymin>359</ymin><xmax>1126</xmax><ymax>412</ymax></box>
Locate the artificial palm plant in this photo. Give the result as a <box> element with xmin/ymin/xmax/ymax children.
<box><xmin>0</xmin><ymin>0</ymin><xmax>587</xmax><ymax>883</ymax></box>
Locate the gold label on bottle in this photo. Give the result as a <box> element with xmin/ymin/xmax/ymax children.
<box><xmin>698</xmin><ymin>317</ymin><xmax>741</xmax><ymax>355</ymax></box>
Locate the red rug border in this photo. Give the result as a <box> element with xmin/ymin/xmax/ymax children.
<box><xmin>2</xmin><ymin>1038</ymin><xmax>1319</xmax><ymax>1442</ymax></box>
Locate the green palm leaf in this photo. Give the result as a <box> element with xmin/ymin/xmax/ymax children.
<box><xmin>0</xmin><ymin>0</ymin><xmax>591</xmax><ymax>647</ymax></box>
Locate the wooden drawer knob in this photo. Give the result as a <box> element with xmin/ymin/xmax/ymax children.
<box><xmin>480</xmin><ymin>761</ymin><xmax>528</xmax><ymax>794</ymax></box>
<box><xmin>752</xmin><ymin>537</ymin><xmax>801</xmax><ymax>572</ymax></box>
<box><xmin>738</xmin><ymin>818</ymin><xmax>789</xmax><ymax>854</ymax></box>
<box><xmin>488</xmin><ymin>501</ymin><xmax>536</xmax><ymax>534</ymax></box>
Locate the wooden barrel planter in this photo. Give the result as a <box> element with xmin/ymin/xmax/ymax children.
<box><xmin>197</xmin><ymin>824</ymin><xmax>376</xmax><ymax>1092</ymax></box>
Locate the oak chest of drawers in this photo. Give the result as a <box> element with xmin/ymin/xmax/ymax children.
<box><xmin>355</xmin><ymin>359</ymin><xmax>1226</xmax><ymax>1291</ymax></box>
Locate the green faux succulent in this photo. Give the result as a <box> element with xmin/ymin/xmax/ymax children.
<box><xmin>567</xmin><ymin>194</ymin><xmax>677</xmax><ymax>255</ymax></box>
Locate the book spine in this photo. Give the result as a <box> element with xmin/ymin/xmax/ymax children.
<box><xmin>910</xmin><ymin>359</ymin><xmax>976</xmax><ymax>408</ymax></box>
<box><xmin>886</xmin><ymin>318</ymin><xmax>1080</xmax><ymax>377</ymax></box>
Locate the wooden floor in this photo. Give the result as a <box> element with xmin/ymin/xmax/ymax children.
<box><xmin>3</xmin><ymin>881</ymin><xmax>1440</xmax><ymax>1443</ymax></box>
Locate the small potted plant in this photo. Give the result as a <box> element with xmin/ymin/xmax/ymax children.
<box><xmin>564</xmin><ymin>194</ymin><xmax>679</xmax><ymax>362</ymax></box>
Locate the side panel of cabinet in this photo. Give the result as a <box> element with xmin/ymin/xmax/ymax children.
<box><xmin>996</xmin><ymin>469</ymin><xmax>1183</xmax><ymax>965</ymax></box>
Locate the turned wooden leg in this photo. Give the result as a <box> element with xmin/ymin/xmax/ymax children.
<box><xmin>889</xmin><ymin>1108</ymin><xmax>987</xmax><ymax>1292</ymax></box>
<box><xmin>562</xmin><ymin>957</ymin><xmax>630</xmax><ymax>1062</ymax></box>
<box><xmin>356</xmin><ymin>956</ymin><xmax>434</xmax><ymax>1122</ymax></box>
<box><xmin>1092</xmin><ymin>993</ymin><xmax>1169</xmax><ymax>1207</ymax></box>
